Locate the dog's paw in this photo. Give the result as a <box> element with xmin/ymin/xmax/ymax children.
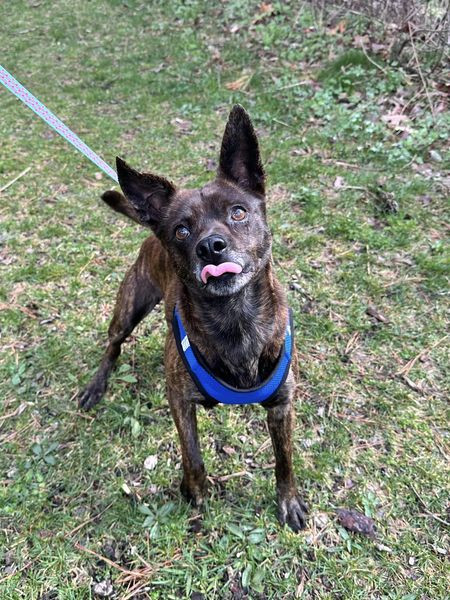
<box><xmin>180</xmin><ymin>474</ymin><xmax>207</xmax><ymax>508</ymax></box>
<box><xmin>78</xmin><ymin>379</ymin><xmax>106</xmax><ymax>411</ymax></box>
<box><xmin>277</xmin><ymin>493</ymin><xmax>308</xmax><ymax>533</ymax></box>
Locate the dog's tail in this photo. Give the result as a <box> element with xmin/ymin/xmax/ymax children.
<box><xmin>101</xmin><ymin>190</ymin><xmax>143</xmax><ymax>225</ymax></box>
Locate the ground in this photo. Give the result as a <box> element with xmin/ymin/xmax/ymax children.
<box><xmin>0</xmin><ymin>1</ymin><xmax>449</xmax><ymax>599</ymax></box>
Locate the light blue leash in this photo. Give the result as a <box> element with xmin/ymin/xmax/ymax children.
<box><xmin>0</xmin><ymin>65</ymin><xmax>118</xmax><ymax>183</ymax></box>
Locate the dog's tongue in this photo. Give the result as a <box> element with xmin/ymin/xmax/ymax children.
<box><xmin>201</xmin><ymin>262</ymin><xmax>242</xmax><ymax>284</ymax></box>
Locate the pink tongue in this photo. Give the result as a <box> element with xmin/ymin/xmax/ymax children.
<box><xmin>201</xmin><ymin>262</ymin><xmax>242</xmax><ymax>284</ymax></box>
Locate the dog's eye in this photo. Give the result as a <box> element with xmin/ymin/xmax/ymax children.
<box><xmin>175</xmin><ymin>225</ymin><xmax>190</xmax><ymax>240</ymax></box>
<box><xmin>231</xmin><ymin>206</ymin><xmax>247</xmax><ymax>221</ymax></box>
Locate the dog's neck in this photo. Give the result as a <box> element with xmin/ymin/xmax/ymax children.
<box><xmin>180</xmin><ymin>262</ymin><xmax>288</xmax><ymax>388</ymax></box>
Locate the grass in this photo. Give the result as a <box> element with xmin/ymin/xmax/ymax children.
<box><xmin>0</xmin><ymin>1</ymin><xmax>449</xmax><ymax>598</ymax></box>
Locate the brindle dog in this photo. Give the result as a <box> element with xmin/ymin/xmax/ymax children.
<box><xmin>78</xmin><ymin>105</ymin><xmax>308</xmax><ymax>531</ymax></box>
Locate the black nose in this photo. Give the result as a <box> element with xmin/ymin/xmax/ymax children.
<box><xmin>196</xmin><ymin>234</ymin><xmax>228</xmax><ymax>262</ymax></box>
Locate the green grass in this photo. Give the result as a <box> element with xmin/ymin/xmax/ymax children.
<box><xmin>1</xmin><ymin>1</ymin><xmax>449</xmax><ymax>599</ymax></box>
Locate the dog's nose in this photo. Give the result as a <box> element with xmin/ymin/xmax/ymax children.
<box><xmin>196</xmin><ymin>235</ymin><xmax>228</xmax><ymax>262</ymax></box>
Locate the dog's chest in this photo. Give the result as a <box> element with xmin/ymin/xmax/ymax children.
<box><xmin>199</xmin><ymin>318</ymin><xmax>276</xmax><ymax>388</ymax></box>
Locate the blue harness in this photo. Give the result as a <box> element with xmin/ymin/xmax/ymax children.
<box><xmin>172</xmin><ymin>306</ymin><xmax>293</xmax><ymax>405</ymax></box>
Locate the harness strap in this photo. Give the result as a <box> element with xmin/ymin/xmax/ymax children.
<box><xmin>172</xmin><ymin>306</ymin><xmax>293</xmax><ymax>405</ymax></box>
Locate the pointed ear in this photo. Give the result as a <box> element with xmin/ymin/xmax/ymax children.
<box><xmin>102</xmin><ymin>190</ymin><xmax>142</xmax><ymax>225</ymax></box>
<box><xmin>217</xmin><ymin>105</ymin><xmax>265</xmax><ymax>196</ymax></box>
<box><xmin>115</xmin><ymin>157</ymin><xmax>176</xmax><ymax>233</ymax></box>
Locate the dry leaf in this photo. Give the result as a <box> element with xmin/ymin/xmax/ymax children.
<box><xmin>435</xmin><ymin>101</ymin><xmax>447</xmax><ymax>114</ymax></box>
<box><xmin>328</xmin><ymin>20</ymin><xmax>346</xmax><ymax>35</ymax></box>
<box><xmin>436</xmin><ymin>82</ymin><xmax>450</xmax><ymax>96</ymax></box>
<box><xmin>381</xmin><ymin>113</ymin><xmax>409</xmax><ymax>126</ymax></box>
<box><xmin>171</xmin><ymin>118</ymin><xmax>193</xmax><ymax>134</ymax></box>
<box><xmin>259</xmin><ymin>2</ymin><xmax>273</xmax><ymax>13</ymax></box>
<box><xmin>144</xmin><ymin>455</ymin><xmax>158</xmax><ymax>470</ymax></box>
<box><xmin>337</xmin><ymin>508</ymin><xmax>376</xmax><ymax>538</ymax></box>
<box><xmin>253</xmin><ymin>2</ymin><xmax>275</xmax><ymax>22</ymax></box>
<box><xmin>401</xmin><ymin>375</ymin><xmax>427</xmax><ymax>395</ymax></box>
<box><xmin>366</xmin><ymin>306</ymin><xmax>390</xmax><ymax>324</ymax></box>
<box><xmin>225</xmin><ymin>74</ymin><xmax>251</xmax><ymax>91</ymax></box>
<box><xmin>93</xmin><ymin>580</ymin><xmax>114</xmax><ymax>598</ymax></box>
<box><xmin>381</xmin><ymin>112</ymin><xmax>412</xmax><ymax>132</ymax></box>
<box><xmin>371</xmin><ymin>43</ymin><xmax>386</xmax><ymax>54</ymax></box>
<box><xmin>376</xmin><ymin>542</ymin><xmax>393</xmax><ymax>552</ymax></box>
<box><xmin>208</xmin><ymin>45</ymin><xmax>221</xmax><ymax>62</ymax></box>
<box><xmin>334</xmin><ymin>176</ymin><xmax>345</xmax><ymax>189</ymax></box>
<box><xmin>121</xmin><ymin>482</ymin><xmax>131</xmax><ymax>495</ymax></box>
<box><xmin>150</xmin><ymin>62</ymin><xmax>166</xmax><ymax>73</ymax></box>
<box><xmin>429</xmin><ymin>150</ymin><xmax>443</xmax><ymax>162</ymax></box>
<box><xmin>353</xmin><ymin>34</ymin><xmax>370</xmax><ymax>47</ymax></box>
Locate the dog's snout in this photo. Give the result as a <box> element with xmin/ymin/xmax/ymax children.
<box><xmin>196</xmin><ymin>235</ymin><xmax>228</xmax><ymax>262</ymax></box>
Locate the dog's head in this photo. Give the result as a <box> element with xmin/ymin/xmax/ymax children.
<box><xmin>104</xmin><ymin>105</ymin><xmax>271</xmax><ymax>297</ymax></box>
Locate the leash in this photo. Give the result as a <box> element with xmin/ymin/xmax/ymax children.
<box><xmin>0</xmin><ymin>65</ymin><xmax>118</xmax><ymax>183</ymax></box>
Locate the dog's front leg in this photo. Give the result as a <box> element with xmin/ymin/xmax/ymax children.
<box><xmin>168</xmin><ymin>392</ymin><xmax>207</xmax><ymax>507</ymax></box>
<box><xmin>78</xmin><ymin>260</ymin><xmax>162</xmax><ymax>411</ymax></box>
<box><xmin>265</xmin><ymin>399</ymin><xmax>308</xmax><ymax>532</ymax></box>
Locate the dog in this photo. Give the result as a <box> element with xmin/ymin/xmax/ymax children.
<box><xmin>78</xmin><ymin>105</ymin><xmax>308</xmax><ymax>532</ymax></box>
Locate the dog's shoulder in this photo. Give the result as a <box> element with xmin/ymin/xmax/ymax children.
<box><xmin>137</xmin><ymin>235</ymin><xmax>174</xmax><ymax>296</ymax></box>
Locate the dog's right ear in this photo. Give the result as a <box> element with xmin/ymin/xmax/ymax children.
<box><xmin>106</xmin><ymin>157</ymin><xmax>176</xmax><ymax>233</ymax></box>
<box><xmin>218</xmin><ymin>105</ymin><xmax>265</xmax><ymax>196</ymax></box>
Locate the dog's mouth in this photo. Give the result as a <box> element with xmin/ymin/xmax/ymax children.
<box><xmin>200</xmin><ymin>262</ymin><xmax>243</xmax><ymax>284</ymax></box>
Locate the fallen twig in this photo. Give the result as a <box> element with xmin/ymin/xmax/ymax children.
<box><xmin>77</xmin><ymin>252</ymin><xmax>97</xmax><ymax>277</ymax></box>
<box><xmin>121</xmin><ymin>583</ymin><xmax>150</xmax><ymax>600</ymax></box>
<box><xmin>0</xmin><ymin>167</ymin><xmax>31</xmax><ymax>193</ymax></box>
<box><xmin>0</xmin><ymin>403</ymin><xmax>27</xmax><ymax>423</ymax></box>
<box><xmin>74</xmin><ymin>542</ymin><xmax>145</xmax><ymax>577</ymax></box>
<box><xmin>69</xmin><ymin>502</ymin><xmax>114</xmax><ymax>536</ymax></box>
<box><xmin>0</xmin><ymin>302</ymin><xmax>38</xmax><ymax>318</ymax></box>
<box><xmin>117</xmin><ymin>549</ymin><xmax>181</xmax><ymax>600</ymax></box>
<box><xmin>208</xmin><ymin>470</ymin><xmax>249</xmax><ymax>483</ymax></box>
<box><xmin>321</xmin><ymin>159</ymin><xmax>360</xmax><ymax>170</ymax></box>
<box><xmin>359</xmin><ymin>41</ymin><xmax>388</xmax><ymax>75</ymax></box>
<box><xmin>396</xmin><ymin>334</ymin><xmax>448</xmax><ymax>376</ymax></box>
<box><xmin>272</xmin><ymin>118</ymin><xmax>291</xmax><ymax>128</ymax></box>
<box><xmin>408</xmin><ymin>22</ymin><xmax>435</xmax><ymax>118</ymax></box>
<box><xmin>208</xmin><ymin>461</ymin><xmax>277</xmax><ymax>484</ymax></box>
<box><xmin>277</xmin><ymin>79</ymin><xmax>311</xmax><ymax>91</ymax></box>
<box><xmin>344</xmin><ymin>332</ymin><xmax>360</xmax><ymax>356</ymax></box>
<box><xmin>410</xmin><ymin>484</ymin><xmax>450</xmax><ymax>528</ymax></box>
<box><xmin>0</xmin><ymin>422</ymin><xmax>32</xmax><ymax>445</ymax></box>
<box><xmin>254</xmin><ymin>438</ymin><xmax>272</xmax><ymax>456</ymax></box>
<box><xmin>0</xmin><ymin>560</ymin><xmax>34</xmax><ymax>584</ymax></box>
<box><xmin>400</xmin><ymin>375</ymin><xmax>428</xmax><ymax>395</ymax></box>
<box><xmin>339</xmin><ymin>185</ymin><xmax>368</xmax><ymax>193</ymax></box>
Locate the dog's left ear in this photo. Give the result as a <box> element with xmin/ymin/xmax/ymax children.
<box><xmin>218</xmin><ymin>105</ymin><xmax>265</xmax><ymax>196</ymax></box>
<box><xmin>115</xmin><ymin>157</ymin><xmax>176</xmax><ymax>234</ymax></box>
